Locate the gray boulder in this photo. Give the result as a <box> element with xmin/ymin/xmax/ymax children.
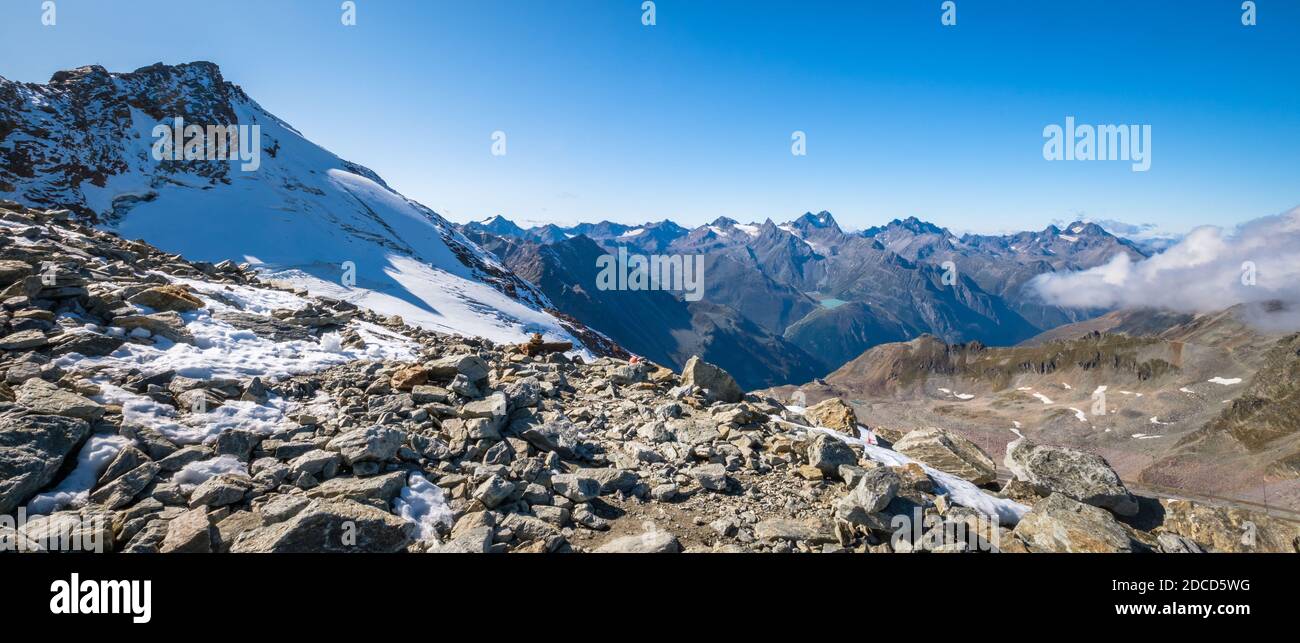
<box><xmin>15</xmin><ymin>378</ymin><xmax>104</xmax><ymax>421</ymax></box>
<box><xmin>0</xmin><ymin>414</ymin><xmax>91</xmax><ymax>514</ymax></box>
<box><xmin>680</xmin><ymin>356</ymin><xmax>743</xmax><ymax>404</ymax></box>
<box><xmin>894</xmin><ymin>427</ymin><xmax>996</xmax><ymax>485</ymax></box>
<box><xmin>1005</xmin><ymin>439</ymin><xmax>1138</xmax><ymax>516</ymax></box>
<box><xmin>806</xmin><ymin>433</ymin><xmax>857</xmax><ymax>475</ymax></box>
<box><xmin>834</xmin><ymin>467</ymin><xmax>900</xmax><ymax>526</ymax></box>
<box><xmin>1012</xmin><ymin>493</ymin><xmax>1140</xmax><ymax>553</ymax></box>
<box><xmin>230</xmin><ymin>499</ymin><xmax>413</xmax><ymax>553</ymax></box>
<box><xmin>327</xmin><ymin>425</ymin><xmax>404</xmax><ymax>465</ymax></box>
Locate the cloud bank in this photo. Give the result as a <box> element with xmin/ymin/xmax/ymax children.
<box><xmin>1031</xmin><ymin>207</ymin><xmax>1300</xmax><ymax>331</ymax></box>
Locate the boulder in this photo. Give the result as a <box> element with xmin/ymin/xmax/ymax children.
<box><xmin>1157</xmin><ymin>499</ymin><xmax>1300</xmax><ymax>553</ymax></box>
<box><xmin>230</xmin><ymin>499</ymin><xmax>414</xmax><ymax>553</ymax></box>
<box><xmin>389</xmin><ymin>365</ymin><xmax>430</xmax><ymax>391</ymax></box>
<box><xmin>160</xmin><ymin>507</ymin><xmax>214</xmax><ymax>553</ymax></box>
<box><xmin>14</xmin><ymin>378</ymin><xmax>105</xmax><ymax>421</ymax></box>
<box><xmin>327</xmin><ymin>425</ymin><xmax>404</xmax><ymax>465</ymax></box>
<box><xmin>893</xmin><ymin>427</ymin><xmax>996</xmax><ymax>485</ymax></box>
<box><xmin>0</xmin><ymin>329</ymin><xmax>49</xmax><ymax>351</ymax></box>
<box><xmin>428</xmin><ymin>354</ymin><xmax>490</xmax><ymax>384</ymax></box>
<box><xmin>110</xmin><ymin>312</ymin><xmax>194</xmax><ymax>344</ymax></box>
<box><xmin>806</xmin><ymin>432</ymin><xmax>858</xmax><ymax>475</ymax></box>
<box><xmin>550</xmin><ymin>473</ymin><xmax>601</xmax><ymax>503</ymax></box>
<box><xmin>89</xmin><ymin>462</ymin><xmax>159</xmax><ymax>509</ymax></box>
<box><xmin>127</xmin><ymin>285</ymin><xmax>204</xmax><ymax>312</ymax></box>
<box><xmin>834</xmin><ymin>467</ymin><xmax>899</xmax><ymax>526</ymax></box>
<box><xmin>680</xmin><ymin>356</ymin><xmax>743</xmax><ymax>403</ymax></box>
<box><xmin>593</xmin><ymin>528</ymin><xmax>681</xmax><ymax>553</ymax></box>
<box><xmin>689</xmin><ymin>463</ymin><xmax>730</xmax><ymax>492</ymax></box>
<box><xmin>1005</xmin><ymin>439</ymin><xmax>1138</xmax><ymax>516</ymax></box>
<box><xmin>188</xmin><ymin>473</ymin><xmax>253</xmax><ymax>508</ymax></box>
<box><xmin>519</xmin><ymin>420</ymin><xmax>582</xmax><ymax>459</ymax></box>
<box><xmin>803</xmin><ymin>398</ymin><xmax>858</xmax><ymax>434</ymax></box>
<box><xmin>306</xmin><ymin>471</ymin><xmax>408</xmax><ymax>504</ymax></box>
<box><xmin>0</xmin><ymin>414</ymin><xmax>92</xmax><ymax>514</ymax></box>
<box><xmin>1012</xmin><ymin>493</ymin><xmax>1140</xmax><ymax>553</ymax></box>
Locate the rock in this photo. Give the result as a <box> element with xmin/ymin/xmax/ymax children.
<box><xmin>158</xmin><ymin>445</ymin><xmax>213</xmax><ymax>472</ymax></box>
<box><xmin>650</xmin><ymin>483</ymin><xmax>678</xmax><ymax>501</ymax></box>
<box><xmin>390</xmin><ymin>365</ymin><xmax>430</xmax><ymax>391</ymax></box>
<box><xmin>893</xmin><ymin>427</ymin><xmax>997</xmax><ymax>485</ymax></box>
<box><xmin>230</xmin><ymin>499</ymin><xmax>413</xmax><ymax>553</ymax></box>
<box><xmin>0</xmin><ymin>260</ymin><xmax>32</xmax><ymax>286</ymax></box>
<box><xmin>473</xmin><ymin>475</ymin><xmax>516</xmax><ymax>508</ymax></box>
<box><xmin>188</xmin><ymin>473</ymin><xmax>253</xmax><ymax>508</ymax></box>
<box><xmin>215</xmin><ymin>429</ymin><xmax>259</xmax><ymax>460</ymax></box>
<box><xmin>593</xmin><ymin>528</ymin><xmax>681</xmax><ymax>553</ymax></box>
<box><xmin>680</xmin><ymin>356</ymin><xmax>743</xmax><ymax>403</ymax></box>
<box><xmin>1156</xmin><ymin>532</ymin><xmax>1205</xmax><ymax>554</ymax></box>
<box><xmin>306</xmin><ymin>471</ymin><xmax>407</xmax><ymax>504</ymax></box>
<box><xmin>127</xmin><ymin>285</ymin><xmax>205</xmax><ymax>312</ymax></box>
<box><xmin>89</xmin><ymin>462</ymin><xmax>159</xmax><ymax>509</ymax></box>
<box><xmin>806</xmin><ymin>432</ymin><xmax>857</xmax><ymax>475</ymax></box>
<box><xmin>253</xmin><ymin>494</ymin><xmax>311</xmax><ymax>524</ymax></box>
<box><xmin>327</xmin><ymin>425</ymin><xmax>404</xmax><ymax>465</ymax></box>
<box><xmin>1157</xmin><ymin>499</ymin><xmax>1300</xmax><ymax>553</ymax></box>
<box><xmin>0</xmin><ymin>329</ymin><xmax>48</xmax><ymax>350</ymax></box>
<box><xmin>519</xmin><ymin>420</ymin><xmax>582</xmax><ymax>459</ymax></box>
<box><xmin>803</xmin><ymin>398</ymin><xmax>858</xmax><ymax>434</ymax></box>
<box><xmin>834</xmin><ymin>467</ymin><xmax>900</xmax><ymax>526</ymax></box>
<box><xmin>550</xmin><ymin>473</ymin><xmax>601</xmax><ymax>503</ymax></box>
<box><xmin>176</xmin><ymin>388</ymin><xmax>223</xmax><ymax>414</ymax></box>
<box><xmin>1012</xmin><ymin>493</ymin><xmax>1140</xmax><ymax>553</ymax></box>
<box><xmin>584</xmin><ymin>467</ymin><xmax>641</xmax><ymax>494</ymax></box>
<box><xmin>689</xmin><ymin>463</ymin><xmax>730</xmax><ymax>492</ymax></box>
<box><xmin>754</xmin><ymin>518</ymin><xmax>837</xmax><ymax>544</ymax></box>
<box><xmin>288</xmin><ymin>449</ymin><xmax>342</xmax><ymax>479</ymax></box>
<box><xmin>97</xmin><ymin>445</ymin><xmax>149</xmax><ymax>486</ymax></box>
<box><xmin>428</xmin><ymin>354</ymin><xmax>490</xmax><ymax>384</ymax></box>
<box><xmin>15</xmin><ymin>378</ymin><xmax>104</xmax><ymax>421</ymax></box>
<box><xmin>0</xmin><ymin>414</ymin><xmax>91</xmax><ymax>514</ymax></box>
<box><xmin>501</xmin><ymin>513</ymin><xmax>562</xmax><ymax>543</ymax></box>
<box><xmin>1005</xmin><ymin>439</ymin><xmax>1138</xmax><ymax>517</ymax></box>
<box><xmin>50</xmin><ymin>332</ymin><xmax>125</xmax><ymax>357</ymax></box>
<box><xmin>214</xmin><ymin>511</ymin><xmax>264</xmax><ymax>552</ymax></box>
<box><xmin>160</xmin><ymin>507</ymin><xmax>214</xmax><ymax>553</ymax></box>
<box><xmin>110</xmin><ymin>312</ymin><xmax>194</xmax><ymax>344</ymax></box>
<box><xmin>410</xmin><ymin>385</ymin><xmax>450</xmax><ymax>404</ymax></box>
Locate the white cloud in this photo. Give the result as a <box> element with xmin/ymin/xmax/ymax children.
<box><xmin>1031</xmin><ymin>207</ymin><xmax>1300</xmax><ymax>330</ymax></box>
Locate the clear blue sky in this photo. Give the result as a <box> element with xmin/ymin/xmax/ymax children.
<box><xmin>2</xmin><ymin>0</ymin><xmax>1297</xmax><ymax>234</ymax></box>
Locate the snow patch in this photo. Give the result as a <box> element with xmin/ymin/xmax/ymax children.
<box><xmin>393</xmin><ymin>472</ymin><xmax>454</xmax><ymax>542</ymax></box>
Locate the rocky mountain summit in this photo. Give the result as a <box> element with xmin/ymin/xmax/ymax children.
<box><xmin>1</xmin><ymin>200</ymin><xmax>1293</xmax><ymax>553</ymax></box>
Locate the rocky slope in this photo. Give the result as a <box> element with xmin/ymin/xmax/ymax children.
<box><xmin>774</xmin><ymin>305</ymin><xmax>1300</xmax><ymax>511</ymax></box>
<box><xmin>1</xmin><ymin>201</ymin><xmax>1292</xmax><ymax>553</ymax></box>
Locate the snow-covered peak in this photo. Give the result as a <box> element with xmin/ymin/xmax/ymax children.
<box><xmin>0</xmin><ymin>62</ymin><xmax>606</xmax><ymax>351</ymax></box>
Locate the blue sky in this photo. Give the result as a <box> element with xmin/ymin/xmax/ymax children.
<box><xmin>1</xmin><ymin>0</ymin><xmax>1297</xmax><ymax>234</ymax></box>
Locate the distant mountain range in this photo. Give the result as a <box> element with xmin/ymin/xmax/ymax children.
<box><xmin>461</xmin><ymin>211</ymin><xmax>1149</xmax><ymax>387</ymax></box>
